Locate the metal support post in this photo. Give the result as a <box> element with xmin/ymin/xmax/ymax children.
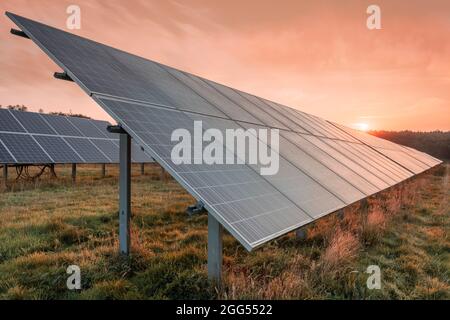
<box><xmin>119</xmin><ymin>133</ymin><xmax>131</xmax><ymax>255</ymax></box>
<box><xmin>208</xmin><ymin>213</ymin><xmax>223</xmax><ymax>284</ymax></box>
<box><xmin>71</xmin><ymin>164</ymin><xmax>77</xmax><ymax>184</ymax></box>
<box><xmin>3</xmin><ymin>165</ymin><xmax>8</xmax><ymax>188</ymax></box>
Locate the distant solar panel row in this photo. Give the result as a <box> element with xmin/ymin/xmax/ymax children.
<box><xmin>0</xmin><ymin>108</ymin><xmax>154</xmax><ymax>164</ymax></box>
<box><xmin>6</xmin><ymin>12</ymin><xmax>442</xmax><ymax>250</ymax></box>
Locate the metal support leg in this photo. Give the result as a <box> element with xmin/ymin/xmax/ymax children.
<box><xmin>101</xmin><ymin>164</ymin><xmax>106</xmax><ymax>178</ymax></box>
<box><xmin>71</xmin><ymin>164</ymin><xmax>76</xmax><ymax>184</ymax></box>
<box><xmin>208</xmin><ymin>213</ymin><xmax>223</xmax><ymax>284</ymax></box>
<box><xmin>49</xmin><ymin>164</ymin><xmax>57</xmax><ymax>178</ymax></box>
<box><xmin>119</xmin><ymin>133</ymin><xmax>131</xmax><ymax>255</ymax></box>
<box><xmin>160</xmin><ymin>165</ymin><xmax>166</xmax><ymax>181</ymax></box>
<box><xmin>140</xmin><ymin>163</ymin><xmax>144</xmax><ymax>175</ymax></box>
<box><xmin>3</xmin><ymin>165</ymin><xmax>7</xmax><ymax>188</ymax></box>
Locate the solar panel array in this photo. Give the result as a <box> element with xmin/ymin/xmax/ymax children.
<box><xmin>0</xmin><ymin>108</ymin><xmax>154</xmax><ymax>164</ymax></box>
<box><xmin>6</xmin><ymin>12</ymin><xmax>442</xmax><ymax>250</ymax></box>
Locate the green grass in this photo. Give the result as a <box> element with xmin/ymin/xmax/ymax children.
<box><xmin>0</xmin><ymin>163</ymin><xmax>448</xmax><ymax>299</ymax></box>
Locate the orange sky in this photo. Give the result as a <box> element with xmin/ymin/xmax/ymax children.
<box><xmin>1</xmin><ymin>0</ymin><xmax>449</xmax><ymax>131</ymax></box>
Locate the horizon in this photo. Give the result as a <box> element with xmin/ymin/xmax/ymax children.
<box><xmin>1</xmin><ymin>103</ymin><xmax>449</xmax><ymax>134</ymax></box>
<box><xmin>1</xmin><ymin>0</ymin><xmax>449</xmax><ymax>131</ymax></box>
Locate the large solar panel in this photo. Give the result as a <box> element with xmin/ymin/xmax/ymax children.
<box><xmin>6</xmin><ymin>12</ymin><xmax>442</xmax><ymax>250</ymax></box>
<box><xmin>0</xmin><ymin>108</ymin><xmax>154</xmax><ymax>165</ymax></box>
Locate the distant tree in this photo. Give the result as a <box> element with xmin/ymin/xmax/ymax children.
<box><xmin>370</xmin><ymin>130</ymin><xmax>450</xmax><ymax>161</ymax></box>
<box><xmin>7</xmin><ymin>104</ymin><xmax>27</xmax><ymax>111</ymax></box>
<box><xmin>38</xmin><ymin>108</ymin><xmax>44</xmax><ymax>113</ymax></box>
<box><xmin>49</xmin><ymin>111</ymin><xmax>91</xmax><ymax>119</ymax></box>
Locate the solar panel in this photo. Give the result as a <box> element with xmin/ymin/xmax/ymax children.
<box><xmin>0</xmin><ymin>139</ymin><xmax>16</xmax><ymax>163</ymax></box>
<box><xmin>0</xmin><ymin>109</ymin><xmax>154</xmax><ymax>165</ymax></box>
<box><xmin>6</xmin><ymin>12</ymin><xmax>442</xmax><ymax>250</ymax></box>
<box><xmin>34</xmin><ymin>135</ymin><xmax>83</xmax><ymax>163</ymax></box>
<box><xmin>11</xmin><ymin>110</ymin><xmax>56</xmax><ymax>134</ymax></box>
<box><xmin>91</xmin><ymin>120</ymin><xmax>118</xmax><ymax>139</ymax></box>
<box><xmin>330</xmin><ymin>122</ymin><xmax>436</xmax><ymax>173</ymax></box>
<box><xmin>66</xmin><ymin>116</ymin><xmax>108</xmax><ymax>138</ymax></box>
<box><xmin>131</xmin><ymin>141</ymin><xmax>154</xmax><ymax>163</ymax></box>
<box><xmin>0</xmin><ymin>109</ymin><xmax>26</xmax><ymax>133</ymax></box>
<box><xmin>98</xmin><ymin>98</ymin><xmax>313</xmax><ymax>247</ymax></box>
<box><xmin>162</xmin><ymin>66</ymin><xmax>263</xmax><ymax>124</ymax></box>
<box><xmin>0</xmin><ymin>133</ymin><xmax>52</xmax><ymax>163</ymax></box>
<box><xmin>41</xmin><ymin>113</ymin><xmax>84</xmax><ymax>136</ymax></box>
<box><xmin>238</xmin><ymin>92</ymin><xmax>309</xmax><ymax>133</ymax></box>
<box><xmin>186</xmin><ymin>113</ymin><xmax>345</xmax><ymax>218</ymax></box>
<box><xmin>280</xmin><ymin>131</ymin><xmax>380</xmax><ymax>195</ymax></box>
<box><xmin>64</xmin><ymin>137</ymin><xmax>111</xmax><ymax>163</ymax></box>
<box><xmin>90</xmin><ymin>139</ymin><xmax>119</xmax><ymax>162</ymax></box>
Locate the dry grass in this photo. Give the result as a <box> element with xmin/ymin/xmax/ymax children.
<box><xmin>322</xmin><ymin>230</ymin><xmax>360</xmax><ymax>270</ymax></box>
<box><xmin>0</xmin><ymin>163</ymin><xmax>448</xmax><ymax>299</ymax></box>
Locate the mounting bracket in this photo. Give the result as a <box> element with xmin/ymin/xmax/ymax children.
<box><xmin>54</xmin><ymin>72</ymin><xmax>73</xmax><ymax>82</ymax></box>
<box><xmin>186</xmin><ymin>201</ymin><xmax>207</xmax><ymax>216</ymax></box>
<box><xmin>10</xmin><ymin>28</ymin><xmax>29</xmax><ymax>39</ymax></box>
<box><xmin>107</xmin><ymin>125</ymin><xmax>127</xmax><ymax>134</ymax></box>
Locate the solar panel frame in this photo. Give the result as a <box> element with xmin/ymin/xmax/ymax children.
<box><xmin>6</xmin><ymin>12</ymin><xmax>442</xmax><ymax>251</ymax></box>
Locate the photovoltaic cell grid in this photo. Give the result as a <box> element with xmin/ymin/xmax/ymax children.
<box><xmin>0</xmin><ymin>108</ymin><xmax>154</xmax><ymax>165</ymax></box>
<box><xmin>6</xmin><ymin>12</ymin><xmax>442</xmax><ymax>250</ymax></box>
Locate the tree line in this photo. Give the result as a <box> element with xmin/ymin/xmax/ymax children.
<box><xmin>370</xmin><ymin>130</ymin><xmax>450</xmax><ymax>161</ymax></box>
<box><xmin>1</xmin><ymin>105</ymin><xmax>447</xmax><ymax>161</ymax></box>
<box><xmin>0</xmin><ymin>104</ymin><xmax>90</xmax><ymax>119</ymax></box>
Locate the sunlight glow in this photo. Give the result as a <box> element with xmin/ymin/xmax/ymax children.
<box><xmin>353</xmin><ymin>123</ymin><xmax>370</xmax><ymax>131</ymax></box>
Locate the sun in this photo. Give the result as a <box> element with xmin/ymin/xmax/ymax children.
<box><xmin>353</xmin><ymin>123</ymin><xmax>370</xmax><ymax>132</ymax></box>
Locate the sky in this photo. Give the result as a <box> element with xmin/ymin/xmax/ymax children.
<box><xmin>0</xmin><ymin>0</ymin><xmax>449</xmax><ymax>131</ymax></box>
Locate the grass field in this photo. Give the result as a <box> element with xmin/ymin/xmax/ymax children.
<box><xmin>0</xmin><ymin>163</ymin><xmax>448</xmax><ymax>299</ymax></box>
